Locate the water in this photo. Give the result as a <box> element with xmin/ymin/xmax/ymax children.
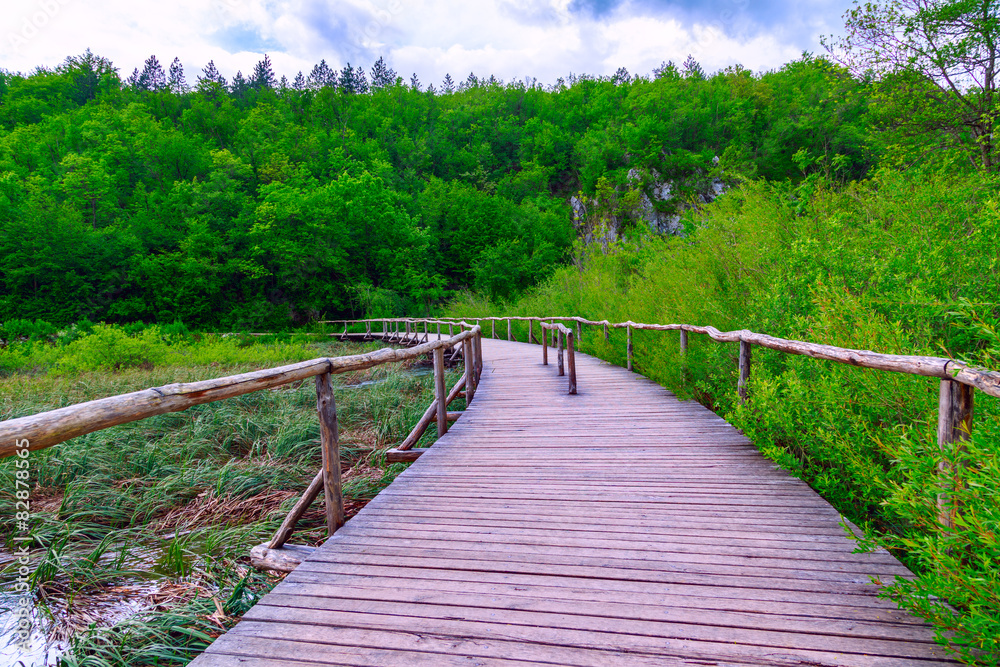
<box><xmin>0</xmin><ymin>535</ymin><xmax>211</xmax><ymax>665</ymax></box>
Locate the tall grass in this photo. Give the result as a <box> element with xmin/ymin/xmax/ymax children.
<box><xmin>0</xmin><ymin>330</ymin><xmax>461</xmax><ymax>665</ymax></box>
<box><xmin>450</xmin><ymin>166</ymin><xmax>1000</xmax><ymax>665</ymax></box>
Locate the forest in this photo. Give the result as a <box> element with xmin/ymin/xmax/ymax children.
<box><xmin>0</xmin><ymin>48</ymin><xmax>872</xmax><ymax>328</ymax></box>
<box><xmin>2</xmin><ymin>0</ymin><xmax>1000</xmax><ymax>663</ymax></box>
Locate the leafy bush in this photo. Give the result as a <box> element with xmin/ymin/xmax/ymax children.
<box><xmin>55</xmin><ymin>324</ymin><xmax>168</xmax><ymax>374</ymax></box>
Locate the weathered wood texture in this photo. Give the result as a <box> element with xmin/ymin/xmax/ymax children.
<box><xmin>191</xmin><ymin>339</ymin><xmax>958</xmax><ymax>667</ymax></box>
<box><xmin>0</xmin><ymin>327</ymin><xmax>480</xmax><ymax>458</ymax></box>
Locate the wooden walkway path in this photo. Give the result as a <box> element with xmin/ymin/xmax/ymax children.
<box><xmin>191</xmin><ymin>339</ymin><xmax>960</xmax><ymax>667</ymax></box>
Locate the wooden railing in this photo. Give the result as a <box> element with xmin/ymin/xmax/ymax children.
<box><xmin>0</xmin><ymin>322</ymin><xmax>483</xmax><ymax>570</ymax></box>
<box><xmin>429</xmin><ymin>314</ymin><xmax>998</xmax><ymax>530</ymax></box>
<box><xmin>324</xmin><ymin>318</ymin><xmax>486</xmax><ymax>461</ymax></box>
<box><xmin>540</xmin><ymin>321</ymin><xmax>577</xmax><ymax>394</ymax></box>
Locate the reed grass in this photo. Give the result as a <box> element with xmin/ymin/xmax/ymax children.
<box><xmin>0</xmin><ymin>333</ymin><xmax>460</xmax><ymax>665</ymax></box>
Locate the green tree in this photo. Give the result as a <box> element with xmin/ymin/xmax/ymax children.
<box><xmin>827</xmin><ymin>0</ymin><xmax>1000</xmax><ymax>169</ymax></box>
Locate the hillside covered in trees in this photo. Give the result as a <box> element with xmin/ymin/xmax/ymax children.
<box><xmin>1</xmin><ymin>50</ymin><xmax>873</xmax><ymax>328</ymax></box>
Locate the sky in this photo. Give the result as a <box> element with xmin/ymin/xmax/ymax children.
<box><xmin>2</xmin><ymin>0</ymin><xmax>850</xmax><ymax>86</ymax></box>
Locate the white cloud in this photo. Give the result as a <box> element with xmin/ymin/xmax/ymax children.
<box><xmin>0</xmin><ymin>0</ymin><xmax>840</xmax><ymax>83</ymax></box>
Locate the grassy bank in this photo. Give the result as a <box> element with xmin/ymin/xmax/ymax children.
<box><xmin>449</xmin><ymin>166</ymin><xmax>1000</xmax><ymax>665</ymax></box>
<box><xmin>0</xmin><ymin>326</ymin><xmax>458</xmax><ymax>666</ymax></box>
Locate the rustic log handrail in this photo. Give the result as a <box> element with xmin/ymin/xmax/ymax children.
<box><xmin>448</xmin><ymin>313</ymin><xmax>995</xmax><ymax>531</ymax></box>
<box><xmin>0</xmin><ymin>323</ymin><xmax>483</xmax><ymax>563</ymax></box>
<box><xmin>425</xmin><ymin>316</ymin><xmax>1000</xmax><ymax>396</ymax></box>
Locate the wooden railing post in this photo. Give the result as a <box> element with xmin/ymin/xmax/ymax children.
<box><xmin>475</xmin><ymin>330</ymin><xmax>484</xmax><ymax>381</ymax></box>
<box><xmin>529</xmin><ymin>318</ymin><xmax>534</xmax><ymax>344</ymax></box>
<box><xmin>557</xmin><ymin>330</ymin><xmax>565</xmax><ymax>377</ymax></box>
<box><xmin>627</xmin><ymin>324</ymin><xmax>633</xmax><ymax>371</ymax></box>
<box><xmin>434</xmin><ymin>348</ymin><xmax>448</xmax><ymax>437</ymax></box>
<box><xmin>424</xmin><ymin>321</ymin><xmax>429</xmax><ymax>342</ymax></box>
<box><xmin>680</xmin><ymin>329</ymin><xmax>688</xmax><ymax>355</ymax></box>
<box><xmin>316</xmin><ymin>372</ymin><xmax>344</xmax><ymax>535</ymax></box>
<box><xmin>738</xmin><ymin>340</ymin><xmax>752</xmax><ymax>404</ymax></box>
<box><xmin>491</xmin><ymin>319</ymin><xmax>496</xmax><ymax>339</ymax></box>
<box><xmin>937</xmin><ymin>379</ymin><xmax>973</xmax><ymax>530</ymax></box>
<box><xmin>437</xmin><ymin>323</ymin><xmax>441</xmax><ymax>340</ymax></box>
<box><xmin>604</xmin><ymin>322</ymin><xmax>609</xmax><ymax>341</ymax></box>
<box><xmin>507</xmin><ymin>318</ymin><xmax>512</xmax><ymax>341</ymax></box>
<box><xmin>449</xmin><ymin>323</ymin><xmax>454</xmax><ymax>336</ymax></box>
<box><xmin>542</xmin><ymin>325</ymin><xmax>548</xmax><ymax>365</ymax></box>
<box><xmin>567</xmin><ymin>331</ymin><xmax>577</xmax><ymax>395</ymax></box>
<box><xmin>463</xmin><ymin>337</ymin><xmax>476</xmax><ymax>402</ymax></box>
<box><xmin>576</xmin><ymin>320</ymin><xmax>582</xmax><ymax>342</ymax></box>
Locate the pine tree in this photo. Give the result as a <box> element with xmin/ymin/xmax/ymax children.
<box><xmin>611</xmin><ymin>66</ymin><xmax>630</xmax><ymax>85</ymax></box>
<box><xmin>278</xmin><ymin>75</ymin><xmax>289</xmax><ymax>91</ymax></box>
<box><xmin>134</xmin><ymin>55</ymin><xmax>166</xmax><ymax>91</ymax></box>
<box><xmin>410</xmin><ymin>72</ymin><xmax>421</xmax><ymax>91</ymax></box>
<box><xmin>463</xmin><ymin>72</ymin><xmax>479</xmax><ymax>91</ymax></box>
<box><xmin>370</xmin><ymin>56</ymin><xmax>396</xmax><ymax>89</ymax></box>
<box><xmin>168</xmin><ymin>57</ymin><xmax>187</xmax><ymax>93</ymax></box>
<box><xmin>681</xmin><ymin>54</ymin><xmax>704</xmax><ymax>79</ymax></box>
<box><xmin>230</xmin><ymin>70</ymin><xmax>249</xmax><ymax>98</ymax></box>
<box><xmin>339</xmin><ymin>62</ymin><xmax>357</xmax><ymax>93</ymax></box>
<box><xmin>308</xmin><ymin>59</ymin><xmax>335</xmax><ymax>89</ymax></box>
<box><xmin>293</xmin><ymin>71</ymin><xmax>307</xmax><ymax>91</ymax></box>
<box><xmin>442</xmin><ymin>73</ymin><xmax>455</xmax><ymax>93</ymax></box>
<box><xmin>251</xmin><ymin>54</ymin><xmax>276</xmax><ymax>90</ymax></box>
<box><xmin>354</xmin><ymin>65</ymin><xmax>369</xmax><ymax>93</ymax></box>
<box><xmin>198</xmin><ymin>60</ymin><xmax>227</xmax><ymax>89</ymax></box>
<box><xmin>426</xmin><ymin>82</ymin><xmax>437</xmax><ymax>94</ymax></box>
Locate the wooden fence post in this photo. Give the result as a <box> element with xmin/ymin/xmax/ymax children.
<box><xmin>542</xmin><ymin>325</ymin><xmax>548</xmax><ymax>365</ymax></box>
<box><xmin>475</xmin><ymin>330</ymin><xmax>484</xmax><ymax>381</ymax></box>
<box><xmin>463</xmin><ymin>337</ymin><xmax>476</xmax><ymax>402</ymax></box>
<box><xmin>507</xmin><ymin>318</ymin><xmax>512</xmax><ymax>341</ymax></box>
<box><xmin>627</xmin><ymin>325</ymin><xmax>633</xmax><ymax>372</ymax></box>
<box><xmin>738</xmin><ymin>340</ymin><xmax>752</xmax><ymax>404</ymax></box>
<box><xmin>680</xmin><ymin>329</ymin><xmax>688</xmax><ymax>355</ymax></box>
<box><xmin>576</xmin><ymin>320</ymin><xmax>581</xmax><ymax>342</ymax></box>
<box><xmin>434</xmin><ymin>348</ymin><xmax>448</xmax><ymax>437</ymax></box>
<box><xmin>449</xmin><ymin>323</ymin><xmax>454</xmax><ymax>336</ymax></box>
<box><xmin>529</xmin><ymin>319</ymin><xmax>534</xmax><ymax>344</ymax></box>
<box><xmin>557</xmin><ymin>331</ymin><xmax>565</xmax><ymax>377</ymax></box>
<box><xmin>437</xmin><ymin>323</ymin><xmax>441</xmax><ymax>340</ymax></box>
<box><xmin>491</xmin><ymin>319</ymin><xmax>496</xmax><ymax>339</ymax></box>
<box><xmin>567</xmin><ymin>331</ymin><xmax>577</xmax><ymax>395</ymax></box>
<box><xmin>316</xmin><ymin>372</ymin><xmax>344</xmax><ymax>535</ymax></box>
<box><xmin>937</xmin><ymin>379</ymin><xmax>973</xmax><ymax>530</ymax></box>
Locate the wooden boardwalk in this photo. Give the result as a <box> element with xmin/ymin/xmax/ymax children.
<box><xmin>191</xmin><ymin>338</ymin><xmax>960</xmax><ymax>667</ymax></box>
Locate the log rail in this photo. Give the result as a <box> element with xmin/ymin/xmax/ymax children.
<box><xmin>419</xmin><ymin>314</ymin><xmax>998</xmax><ymax>531</ymax></box>
<box><xmin>0</xmin><ymin>321</ymin><xmax>484</xmax><ymax>564</ymax></box>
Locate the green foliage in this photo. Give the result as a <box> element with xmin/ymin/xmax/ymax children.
<box><xmin>454</xmin><ymin>166</ymin><xmax>1000</xmax><ymax>663</ymax></box>
<box><xmin>0</xmin><ymin>52</ymin><xmax>877</xmax><ymax>327</ymax></box>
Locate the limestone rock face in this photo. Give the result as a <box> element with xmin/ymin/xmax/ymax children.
<box><xmin>627</xmin><ymin>164</ymin><xmax>727</xmax><ymax>235</ymax></box>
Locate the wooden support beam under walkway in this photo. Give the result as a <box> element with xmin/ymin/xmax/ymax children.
<box><xmin>191</xmin><ymin>338</ymin><xmax>961</xmax><ymax>667</ymax></box>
